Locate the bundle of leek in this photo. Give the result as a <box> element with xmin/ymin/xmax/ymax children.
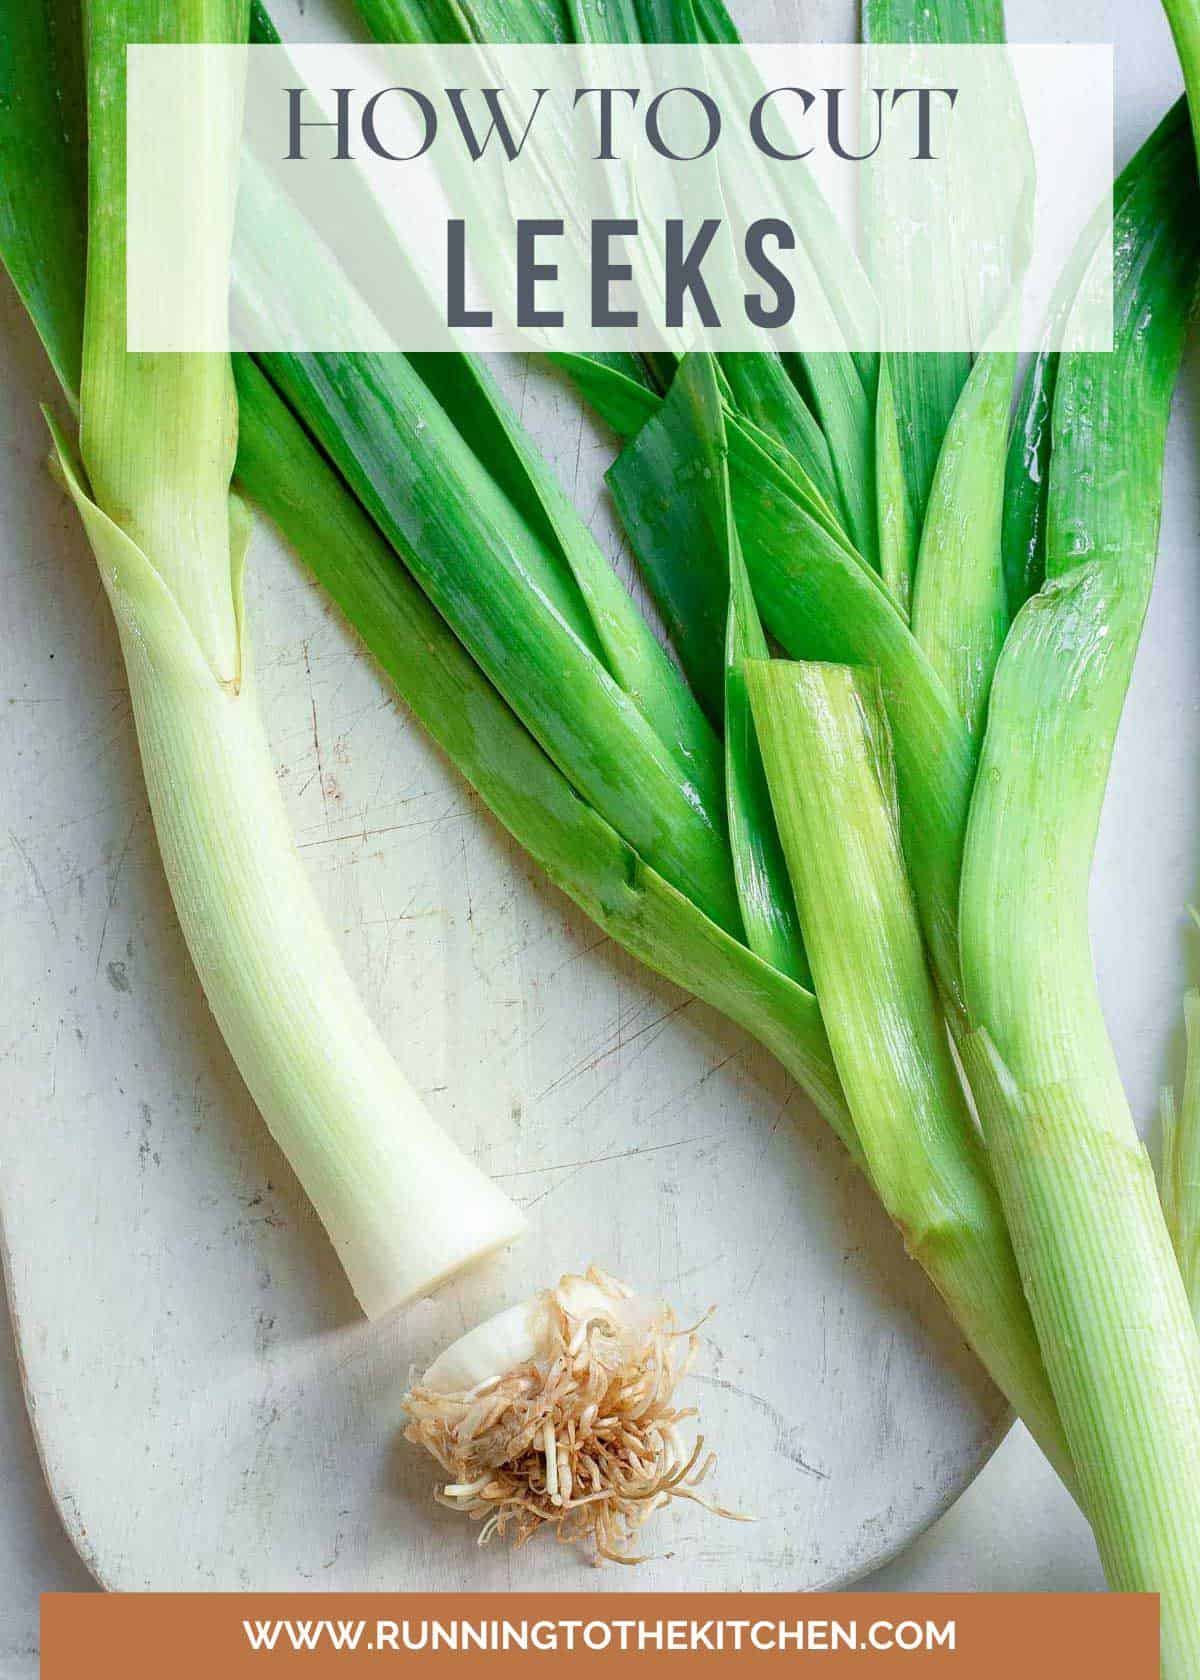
<box><xmin>8</xmin><ymin>0</ymin><xmax>1200</xmax><ymax>1630</ymax></box>
<box><xmin>264</xmin><ymin>0</ymin><xmax>1072</xmax><ymax>1485</ymax></box>
<box><xmin>5</xmin><ymin>0</ymin><xmax>1047</xmax><ymax>1555</ymax></box>
<box><xmin>345</xmin><ymin>0</ymin><xmax>1200</xmax><ymax>1654</ymax></box>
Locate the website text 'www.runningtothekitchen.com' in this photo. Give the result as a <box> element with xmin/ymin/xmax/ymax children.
<box><xmin>242</xmin><ymin>1613</ymin><xmax>955</xmax><ymax>1655</ymax></box>
<box><xmin>41</xmin><ymin>1592</ymin><xmax>1158</xmax><ymax>1676</ymax></box>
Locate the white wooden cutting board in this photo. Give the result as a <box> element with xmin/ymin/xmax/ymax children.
<box><xmin>0</xmin><ymin>308</ymin><xmax>1008</xmax><ymax>1621</ymax></box>
<box><xmin>2</xmin><ymin>0</ymin><xmax>1194</xmax><ymax>1649</ymax></box>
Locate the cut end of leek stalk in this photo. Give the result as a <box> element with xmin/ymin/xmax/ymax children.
<box><xmin>403</xmin><ymin>1268</ymin><xmax>746</xmax><ymax>1563</ymax></box>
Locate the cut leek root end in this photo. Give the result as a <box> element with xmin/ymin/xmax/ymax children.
<box><xmin>403</xmin><ymin>1268</ymin><xmax>747</xmax><ymax>1563</ymax></box>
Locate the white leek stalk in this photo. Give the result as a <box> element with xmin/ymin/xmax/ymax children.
<box><xmin>404</xmin><ymin>1269</ymin><xmax>737</xmax><ymax>1560</ymax></box>
<box><xmin>50</xmin><ymin>432</ymin><xmax>525</xmax><ymax>1317</ymax></box>
<box><xmin>55</xmin><ymin>0</ymin><xmax>525</xmax><ymax>1319</ymax></box>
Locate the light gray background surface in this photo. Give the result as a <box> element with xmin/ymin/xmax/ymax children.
<box><xmin>0</xmin><ymin>0</ymin><xmax>1190</xmax><ymax>1669</ymax></box>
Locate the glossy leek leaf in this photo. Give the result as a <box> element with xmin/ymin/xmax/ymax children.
<box><xmin>233</xmin><ymin>359</ymin><xmax>852</xmax><ymax>1142</ymax></box>
<box><xmin>910</xmin><ymin>349</ymin><xmax>1014</xmax><ymax>744</ymax></box>
<box><xmin>611</xmin><ymin>354</ymin><xmax>809</xmax><ymax>983</ymax></box>
<box><xmin>875</xmin><ymin>356</ymin><xmax>917</xmax><ymax>619</ymax></box>
<box><xmin>261</xmin><ymin>345</ymin><xmax>741</xmax><ymax>934</ymax></box>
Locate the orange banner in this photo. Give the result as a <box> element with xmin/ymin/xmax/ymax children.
<box><xmin>41</xmin><ymin>1591</ymin><xmax>1157</xmax><ymax>1675</ymax></box>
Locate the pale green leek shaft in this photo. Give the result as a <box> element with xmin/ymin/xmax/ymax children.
<box><xmin>746</xmin><ymin>659</ymin><xmax>1072</xmax><ymax>1489</ymax></box>
<box><xmin>962</xmin><ymin>576</ymin><xmax>1200</xmax><ymax>1673</ymax></box>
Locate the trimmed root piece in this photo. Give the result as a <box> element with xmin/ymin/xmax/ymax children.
<box><xmin>403</xmin><ymin>1268</ymin><xmax>741</xmax><ymax>1563</ymax></box>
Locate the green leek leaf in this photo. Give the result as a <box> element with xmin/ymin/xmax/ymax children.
<box><xmin>1002</xmin><ymin>346</ymin><xmax>1057</xmax><ymax>616</ymax></box>
<box><xmin>1164</xmin><ymin>0</ymin><xmax>1200</xmax><ymax>166</ymax></box>
<box><xmin>261</xmin><ymin>347</ymin><xmax>742</xmax><ymax>934</ymax></box>
<box><xmin>719</xmin><ymin>352</ymin><xmax>843</xmax><ymax>531</ymax></box>
<box><xmin>0</xmin><ymin>0</ymin><xmax>86</xmax><ymax>399</ymax></box>
<box><xmin>910</xmin><ymin>350</ymin><xmax>1013</xmax><ymax>744</ymax></box>
<box><xmin>233</xmin><ymin>358</ymin><xmax>851</xmax><ymax>1144</ymax></box>
<box><xmin>406</xmin><ymin>350</ymin><xmax>722</xmax><ymax>802</ymax></box>
<box><xmin>612</xmin><ymin>355</ymin><xmax>808</xmax><ymax>980</ymax></box>
<box><xmin>875</xmin><ymin>356</ymin><xmax>917</xmax><ymax>620</ymax></box>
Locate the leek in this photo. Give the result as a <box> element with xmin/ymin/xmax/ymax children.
<box><xmin>746</xmin><ymin>659</ymin><xmax>1070</xmax><ymax>1486</ymax></box>
<box><xmin>959</xmin><ymin>99</ymin><xmax>1200</xmax><ymax>1668</ymax></box>
<box><xmin>270</xmin><ymin>2</ymin><xmax>1200</xmax><ymax>1628</ymax></box>
<box><xmin>6</xmin><ymin>0</ymin><xmax>526</xmax><ymax>1319</ymax></box>
<box><xmin>3</xmin><ymin>0</ymin><xmax>851</xmax><ymax>1168</ymax></box>
<box><xmin>17</xmin><ymin>1</ymin><xmax>1200</xmax><ymax>1611</ymax></box>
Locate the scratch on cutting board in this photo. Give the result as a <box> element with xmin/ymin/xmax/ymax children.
<box><xmin>691</xmin><ymin>1375</ymin><xmax>829</xmax><ymax>1481</ymax></box>
<box><xmin>536</xmin><ymin>997</ymin><xmax>694</xmax><ymax>1103</ymax></box>
<box><xmin>8</xmin><ymin>829</ymin><xmax>58</xmax><ymax>934</ymax></box>
<box><xmin>298</xmin><ymin>810</ymin><xmax>464</xmax><ymax>851</ymax></box>
<box><xmin>743</xmin><ymin>1202</ymin><xmax>795</xmax><ymax>1300</ymax></box>
<box><xmin>511</xmin><ymin>1132</ymin><xmax>724</xmax><ymax>1212</ymax></box>
<box><xmin>496</xmin><ymin>1131</ymin><xmax>722</xmax><ymax>1181</ymax></box>
<box><xmin>94</xmin><ymin>812</ymin><xmax>138</xmax><ymax>974</ymax></box>
<box><xmin>301</xmin><ymin>642</ymin><xmax>329</xmax><ymax>819</ymax></box>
